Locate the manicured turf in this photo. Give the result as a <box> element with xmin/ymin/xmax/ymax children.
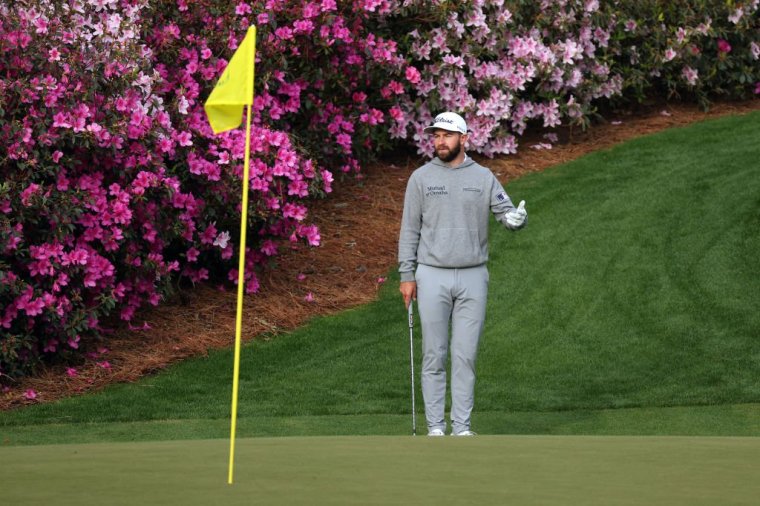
<box><xmin>1</xmin><ymin>112</ymin><xmax>758</xmax><ymax>446</ymax></box>
<box><xmin>3</xmin><ymin>403</ymin><xmax>760</xmax><ymax>446</ymax></box>
<box><xmin>3</xmin><ymin>436</ymin><xmax>759</xmax><ymax>505</ymax></box>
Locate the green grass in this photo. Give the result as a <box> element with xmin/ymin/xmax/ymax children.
<box><xmin>3</xmin><ymin>404</ymin><xmax>760</xmax><ymax>446</ymax></box>
<box><xmin>3</xmin><ymin>436</ymin><xmax>760</xmax><ymax>505</ymax></box>
<box><xmin>1</xmin><ymin>111</ymin><xmax>759</xmax><ymax>445</ymax></box>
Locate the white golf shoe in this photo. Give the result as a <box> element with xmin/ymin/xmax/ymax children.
<box><xmin>427</xmin><ymin>428</ymin><xmax>445</xmax><ymax>437</ymax></box>
<box><xmin>451</xmin><ymin>430</ymin><xmax>477</xmax><ymax>436</ymax></box>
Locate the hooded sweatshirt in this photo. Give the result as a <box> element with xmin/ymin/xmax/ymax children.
<box><xmin>398</xmin><ymin>156</ymin><xmax>522</xmax><ymax>282</ymax></box>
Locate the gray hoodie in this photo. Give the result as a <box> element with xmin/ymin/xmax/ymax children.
<box><xmin>398</xmin><ymin>156</ymin><xmax>522</xmax><ymax>282</ymax></box>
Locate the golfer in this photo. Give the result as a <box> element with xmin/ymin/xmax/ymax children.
<box><xmin>398</xmin><ymin>112</ymin><xmax>527</xmax><ymax>436</ymax></box>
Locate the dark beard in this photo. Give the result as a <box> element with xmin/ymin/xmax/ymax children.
<box><xmin>437</xmin><ymin>141</ymin><xmax>461</xmax><ymax>163</ymax></box>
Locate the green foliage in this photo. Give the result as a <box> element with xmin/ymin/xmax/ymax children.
<box><xmin>609</xmin><ymin>0</ymin><xmax>759</xmax><ymax>108</ymax></box>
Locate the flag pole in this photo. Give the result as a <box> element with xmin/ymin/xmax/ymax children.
<box><xmin>228</xmin><ymin>26</ymin><xmax>256</xmax><ymax>485</ymax></box>
<box><xmin>228</xmin><ymin>101</ymin><xmax>253</xmax><ymax>485</ymax></box>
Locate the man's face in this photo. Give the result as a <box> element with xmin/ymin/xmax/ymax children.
<box><xmin>432</xmin><ymin>130</ymin><xmax>466</xmax><ymax>163</ymax></box>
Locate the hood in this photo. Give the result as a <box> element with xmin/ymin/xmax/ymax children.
<box><xmin>429</xmin><ymin>155</ymin><xmax>477</xmax><ymax>170</ymax></box>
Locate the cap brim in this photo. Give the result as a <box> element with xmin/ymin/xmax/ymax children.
<box><xmin>424</xmin><ymin>124</ymin><xmax>465</xmax><ymax>133</ymax></box>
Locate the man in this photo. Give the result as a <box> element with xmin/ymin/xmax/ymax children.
<box><xmin>398</xmin><ymin>111</ymin><xmax>527</xmax><ymax>436</ymax></box>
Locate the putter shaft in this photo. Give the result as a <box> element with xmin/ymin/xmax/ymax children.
<box><xmin>408</xmin><ymin>303</ymin><xmax>416</xmax><ymax>436</ymax></box>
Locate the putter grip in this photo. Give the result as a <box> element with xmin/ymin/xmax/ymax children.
<box><xmin>408</xmin><ymin>305</ymin><xmax>413</xmax><ymax>327</ymax></box>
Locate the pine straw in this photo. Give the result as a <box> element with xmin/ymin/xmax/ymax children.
<box><xmin>2</xmin><ymin>99</ymin><xmax>758</xmax><ymax>411</ymax></box>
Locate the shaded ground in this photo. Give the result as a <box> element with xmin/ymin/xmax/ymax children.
<box><xmin>2</xmin><ymin>99</ymin><xmax>758</xmax><ymax>410</ymax></box>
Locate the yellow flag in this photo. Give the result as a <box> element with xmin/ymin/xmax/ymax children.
<box><xmin>204</xmin><ymin>26</ymin><xmax>256</xmax><ymax>134</ymax></box>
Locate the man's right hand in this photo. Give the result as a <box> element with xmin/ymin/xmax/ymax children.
<box><xmin>400</xmin><ymin>281</ymin><xmax>417</xmax><ymax>309</ymax></box>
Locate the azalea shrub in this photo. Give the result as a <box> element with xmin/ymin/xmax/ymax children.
<box><xmin>1</xmin><ymin>0</ymin><xmax>758</xmax><ymax>381</ymax></box>
<box><xmin>144</xmin><ymin>0</ymin><xmax>403</xmax><ymax>181</ymax></box>
<box><xmin>0</xmin><ymin>0</ymin><xmax>400</xmax><ymax>380</ymax></box>
<box><xmin>1</xmin><ymin>0</ymin><xmax>176</xmax><ymax>378</ymax></box>
<box><xmin>609</xmin><ymin>0</ymin><xmax>760</xmax><ymax>108</ymax></box>
<box><xmin>383</xmin><ymin>0</ymin><xmax>759</xmax><ymax>158</ymax></box>
<box><xmin>140</xmin><ymin>0</ymin><xmax>405</xmax><ymax>288</ymax></box>
<box><xmin>383</xmin><ymin>0</ymin><xmax>623</xmax><ymax>157</ymax></box>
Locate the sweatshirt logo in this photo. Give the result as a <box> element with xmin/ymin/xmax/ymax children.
<box><xmin>426</xmin><ymin>185</ymin><xmax>448</xmax><ymax>197</ymax></box>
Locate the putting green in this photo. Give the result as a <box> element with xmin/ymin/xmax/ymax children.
<box><xmin>3</xmin><ymin>435</ymin><xmax>759</xmax><ymax>505</ymax></box>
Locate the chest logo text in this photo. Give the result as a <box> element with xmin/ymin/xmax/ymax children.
<box><xmin>426</xmin><ymin>185</ymin><xmax>448</xmax><ymax>197</ymax></box>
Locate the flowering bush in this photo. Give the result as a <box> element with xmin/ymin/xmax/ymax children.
<box><xmin>0</xmin><ymin>0</ymin><xmax>177</xmax><ymax>378</ymax></box>
<box><xmin>609</xmin><ymin>0</ymin><xmax>760</xmax><ymax>108</ymax></box>
<box><xmin>382</xmin><ymin>0</ymin><xmax>626</xmax><ymax>157</ymax></box>
<box><xmin>383</xmin><ymin>0</ymin><xmax>758</xmax><ymax>157</ymax></box>
<box><xmin>0</xmin><ymin>0</ymin><xmax>402</xmax><ymax>380</ymax></box>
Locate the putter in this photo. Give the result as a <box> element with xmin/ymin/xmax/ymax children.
<box><xmin>408</xmin><ymin>302</ymin><xmax>417</xmax><ymax>436</ymax></box>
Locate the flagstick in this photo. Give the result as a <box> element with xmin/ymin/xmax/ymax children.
<box><xmin>228</xmin><ymin>102</ymin><xmax>253</xmax><ymax>485</ymax></box>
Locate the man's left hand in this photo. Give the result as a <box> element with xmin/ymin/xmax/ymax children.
<box><xmin>505</xmin><ymin>200</ymin><xmax>527</xmax><ymax>228</ymax></box>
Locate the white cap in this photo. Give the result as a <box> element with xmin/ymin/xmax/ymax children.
<box><xmin>424</xmin><ymin>112</ymin><xmax>467</xmax><ymax>134</ymax></box>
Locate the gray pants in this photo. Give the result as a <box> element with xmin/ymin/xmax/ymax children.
<box><xmin>415</xmin><ymin>263</ymin><xmax>489</xmax><ymax>434</ymax></box>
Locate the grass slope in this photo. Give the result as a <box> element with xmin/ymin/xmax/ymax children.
<box><xmin>1</xmin><ymin>112</ymin><xmax>758</xmax><ymax>445</ymax></box>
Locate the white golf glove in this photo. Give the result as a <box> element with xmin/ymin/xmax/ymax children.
<box><xmin>504</xmin><ymin>200</ymin><xmax>527</xmax><ymax>229</ymax></box>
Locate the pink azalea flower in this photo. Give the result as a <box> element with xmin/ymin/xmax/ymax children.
<box><xmin>24</xmin><ymin>389</ymin><xmax>37</xmax><ymax>400</ymax></box>
<box><xmin>750</xmin><ymin>42</ymin><xmax>760</xmax><ymax>61</ymax></box>
<box><xmin>300</xmin><ymin>225</ymin><xmax>321</xmax><ymax>246</ymax></box>
<box><xmin>260</xmin><ymin>240</ymin><xmax>278</xmax><ymax>256</ymax></box>
<box><xmin>663</xmin><ymin>48</ymin><xmax>677</xmax><ymax>62</ymax></box>
<box><xmin>405</xmin><ymin>66</ymin><xmax>421</xmax><ymax>84</ymax></box>
<box><xmin>682</xmin><ymin>66</ymin><xmax>699</xmax><ymax>86</ymax></box>
<box><xmin>66</xmin><ymin>368</ymin><xmax>78</xmax><ymax>377</ymax></box>
<box><xmin>304</xmin><ymin>292</ymin><xmax>315</xmax><ymax>302</ymax></box>
<box><xmin>728</xmin><ymin>8</ymin><xmax>743</xmax><ymax>24</ymax></box>
<box><xmin>97</xmin><ymin>361</ymin><xmax>112</xmax><ymax>370</ymax></box>
<box><xmin>34</xmin><ymin>17</ymin><xmax>49</xmax><ymax>34</ymax></box>
<box><xmin>18</xmin><ymin>295</ymin><xmax>46</xmax><ymax>317</ymax></box>
<box><xmin>322</xmin><ymin>169</ymin><xmax>334</xmax><ymax>193</ymax></box>
<box><xmin>717</xmin><ymin>39</ymin><xmax>731</xmax><ymax>54</ymax></box>
<box><xmin>235</xmin><ymin>2</ymin><xmax>252</xmax><ymax>15</ymax></box>
<box><xmin>282</xmin><ymin>203</ymin><xmax>307</xmax><ymax>221</ymax></box>
<box><xmin>214</xmin><ymin>231</ymin><xmax>230</xmax><ymax>249</ymax></box>
<box><xmin>186</xmin><ymin>247</ymin><xmax>200</xmax><ymax>262</ymax></box>
<box><xmin>20</xmin><ymin>183</ymin><xmax>41</xmax><ymax>206</ymax></box>
<box><xmin>176</xmin><ymin>131</ymin><xmax>193</xmax><ymax>147</ymax></box>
